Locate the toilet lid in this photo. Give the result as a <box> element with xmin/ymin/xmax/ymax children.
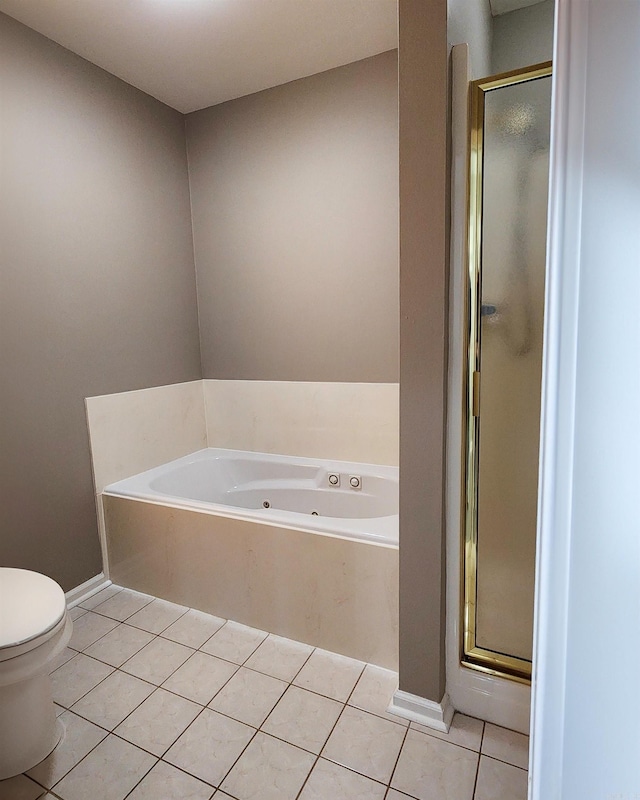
<box><xmin>0</xmin><ymin>568</ymin><xmax>67</xmax><ymax>650</ymax></box>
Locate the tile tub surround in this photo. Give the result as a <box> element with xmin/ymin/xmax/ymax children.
<box><xmin>104</xmin><ymin>495</ymin><xmax>399</xmax><ymax>669</ymax></box>
<box><xmin>85</xmin><ymin>381</ymin><xmax>399</xmax><ymax>500</ymax></box>
<box><xmin>3</xmin><ymin>586</ymin><xmax>529</xmax><ymax>800</ymax></box>
<box><xmin>203</xmin><ymin>380</ymin><xmax>399</xmax><ymax>466</ymax></box>
<box><xmin>85</xmin><ymin>381</ymin><xmax>208</xmax><ymax>496</ymax></box>
<box><xmin>85</xmin><ymin>379</ymin><xmax>398</xmax><ymax>578</ymax></box>
<box><xmin>85</xmin><ymin>380</ymin><xmax>207</xmax><ymax>575</ymax></box>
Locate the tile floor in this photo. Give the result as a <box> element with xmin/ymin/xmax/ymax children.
<box><xmin>1</xmin><ymin>586</ymin><xmax>529</xmax><ymax>800</ymax></box>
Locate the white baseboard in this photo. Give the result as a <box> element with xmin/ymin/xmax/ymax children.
<box><xmin>388</xmin><ymin>689</ymin><xmax>454</xmax><ymax>732</ymax></box>
<box><xmin>65</xmin><ymin>573</ymin><xmax>110</xmax><ymax>607</ymax></box>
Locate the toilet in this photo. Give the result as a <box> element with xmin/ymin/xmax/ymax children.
<box><xmin>0</xmin><ymin>568</ymin><xmax>73</xmax><ymax>779</ymax></box>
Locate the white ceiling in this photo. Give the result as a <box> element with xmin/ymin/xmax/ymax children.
<box><xmin>0</xmin><ymin>0</ymin><xmax>398</xmax><ymax>114</ymax></box>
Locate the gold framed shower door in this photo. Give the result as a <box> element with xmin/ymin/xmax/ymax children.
<box><xmin>462</xmin><ymin>61</ymin><xmax>552</xmax><ymax>684</ymax></box>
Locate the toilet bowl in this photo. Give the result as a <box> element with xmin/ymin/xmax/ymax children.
<box><xmin>0</xmin><ymin>568</ymin><xmax>73</xmax><ymax>779</ymax></box>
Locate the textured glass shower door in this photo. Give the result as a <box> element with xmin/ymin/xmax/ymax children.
<box><xmin>464</xmin><ymin>64</ymin><xmax>552</xmax><ymax>681</ymax></box>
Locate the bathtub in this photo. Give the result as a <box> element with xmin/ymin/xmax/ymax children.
<box><xmin>103</xmin><ymin>448</ymin><xmax>399</xmax><ymax>668</ymax></box>
<box><xmin>104</xmin><ymin>448</ymin><xmax>398</xmax><ymax>545</ymax></box>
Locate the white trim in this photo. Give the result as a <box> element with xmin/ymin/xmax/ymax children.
<box><xmin>64</xmin><ymin>573</ymin><xmax>109</xmax><ymax>608</ymax></box>
<box><xmin>388</xmin><ymin>690</ymin><xmax>454</xmax><ymax>733</ymax></box>
<box><xmin>529</xmin><ymin>0</ymin><xmax>588</xmax><ymax>796</ymax></box>
<box><xmin>447</xmin><ymin>664</ymin><xmax>530</xmax><ymax>733</ymax></box>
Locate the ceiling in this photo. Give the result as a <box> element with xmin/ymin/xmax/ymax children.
<box><xmin>0</xmin><ymin>0</ymin><xmax>398</xmax><ymax>114</ymax></box>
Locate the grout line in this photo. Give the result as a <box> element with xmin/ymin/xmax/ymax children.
<box><xmin>407</xmin><ymin>721</ymin><xmax>485</xmax><ymax>755</ymax></box>
<box><xmin>44</xmin><ymin>596</ymin><xmax>520</xmax><ymax>800</ymax></box>
<box><xmin>472</xmin><ymin>720</ymin><xmax>487</xmax><ymax>800</ymax></box>
<box><xmin>480</xmin><ymin>753</ymin><xmax>529</xmax><ymax>772</ymax></box>
<box><xmin>386</xmin><ymin>719</ymin><xmax>411</xmax><ymax>793</ymax></box>
<box><xmin>471</xmin><ymin>750</ymin><xmax>482</xmax><ymax>800</ymax></box>
<box><xmin>123</xmin><ymin>605</ymin><xmax>191</xmax><ymax>637</ymax></box>
<box><xmin>77</xmin><ymin>583</ymin><xmax>125</xmax><ymax>611</ymax></box>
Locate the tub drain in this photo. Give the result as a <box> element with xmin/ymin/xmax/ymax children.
<box><xmin>263</xmin><ymin>500</ymin><xmax>270</xmax><ymax>508</ymax></box>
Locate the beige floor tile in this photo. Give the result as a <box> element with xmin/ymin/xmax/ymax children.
<box><xmin>0</xmin><ymin>774</ymin><xmax>46</xmax><ymax>800</ymax></box>
<box><xmin>50</xmin><ymin>653</ymin><xmax>114</xmax><ymax>708</ymax></box>
<box><xmin>84</xmin><ymin>623</ymin><xmax>154</xmax><ymax>667</ymax></box>
<box><xmin>299</xmin><ymin>758</ymin><xmax>387</xmax><ymax>800</ymax></box>
<box><xmin>162</xmin><ymin>651</ymin><xmax>238</xmax><ymax>705</ymax></box>
<box><xmin>126</xmin><ymin>760</ymin><xmax>214</xmax><ymax>800</ymax></box>
<box><xmin>121</xmin><ymin>637</ymin><xmax>194</xmax><ymax>685</ymax></box>
<box><xmin>411</xmin><ymin>713</ymin><xmax>484</xmax><ymax>752</ymax></box>
<box><xmin>323</xmin><ymin>705</ymin><xmax>405</xmax><ymax>784</ymax></box>
<box><xmin>208</xmin><ymin>667</ymin><xmax>287</xmax><ymax>727</ymax></box>
<box><xmin>71</xmin><ymin>669</ymin><xmax>154</xmax><ymax>730</ymax></box>
<box><xmin>474</xmin><ymin>755</ymin><xmax>528</xmax><ymax>800</ymax></box>
<box><xmin>386</xmin><ymin>791</ymin><xmax>415</xmax><ymax>799</ymax></box>
<box><xmin>68</xmin><ymin>612</ymin><xmax>119</xmax><ymax>651</ymax></box>
<box><xmin>78</xmin><ymin>584</ymin><xmax>123</xmax><ymax>610</ymax></box>
<box><xmin>27</xmin><ymin>710</ymin><xmax>107</xmax><ymax>787</ymax></box>
<box><xmin>92</xmin><ymin>589</ymin><xmax>154</xmax><ymax>621</ymax></box>
<box><xmin>125</xmin><ymin>598</ymin><xmax>189</xmax><ymax>634</ymax></box>
<box><xmin>244</xmin><ymin>634</ymin><xmax>314</xmax><ymax>682</ymax></box>
<box><xmin>55</xmin><ymin>703</ymin><xmax>66</xmax><ymax>717</ymax></box>
<box><xmin>115</xmin><ymin>688</ymin><xmax>201</xmax><ymax>756</ymax></box>
<box><xmin>220</xmin><ymin>732</ymin><xmax>315</xmax><ymax>800</ymax></box>
<box><xmin>52</xmin><ymin>734</ymin><xmax>155</xmax><ymax>800</ymax></box>
<box><xmin>391</xmin><ymin>729</ymin><xmax>478</xmax><ymax>800</ymax></box>
<box><xmin>68</xmin><ymin>606</ymin><xmax>87</xmax><ymax>621</ymax></box>
<box><xmin>348</xmin><ymin>664</ymin><xmax>407</xmax><ymax>727</ymax></box>
<box><xmin>79</xmin><ymin>584</ymin><xmax>123</xmax><ymax>611</ymax></box>
<box><xmin>200</xmin><ymin>621</ymin><xmax>268</xmax><ymax>664</ymax></box>
<box><xmin>262</xmin><ymin>685</ymin><xmax>342</xmax><ymax>754</ymax></box>
<box><xmin>164</xmin><ymin>708</ymin><xmax>255</xmax><ymax>786</ymax></box>
<box><xmin>293</xmin><ymin>649</ymin><xmax>365</xmax><ymax>702</ymax></box>
<box><xmin>160</xmin><ymin>609</ymin><xmax>226</xmax><ymax>649</ymax></box>
<box><xmin>482</xmin><ymin>723</ymin><xmax>529</xmax><ymax>770</ymax></box>
<box><xmin>48</xmin><ymin>647</ymin><xmax>78</xmax><ymax>674</ymax></box>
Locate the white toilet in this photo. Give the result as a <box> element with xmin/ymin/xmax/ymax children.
<box><xmin>0</xmin><ymin>567</ymin><xmax>73</xmax><ymax>779</ymax></box>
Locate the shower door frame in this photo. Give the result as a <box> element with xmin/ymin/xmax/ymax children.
<box><xmin>462</xmin><ymin>61</ymin><xmax>552</xmax><ymax>684</ymax></box>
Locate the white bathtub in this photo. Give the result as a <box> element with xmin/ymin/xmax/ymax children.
<box><xmin>103</xmin><ymin>448</ymin><xmax>399</xmax><ymax>667</ymax></box>
<box><xmin>104</xmin><ymin>448</ymin><xmax>398</xmax><ymax>546</ymax></box>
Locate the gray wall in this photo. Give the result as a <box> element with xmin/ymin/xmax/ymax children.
<box><xmin>185</xmin><ymin>51</ymin><xmax>399</xmax><ymax>382</ymax></box>
<box><xmin>492</xmin><ymin>0</ymin><xmax>555</xmax><ymax>74</ymax></box>
<box><xmin>0</xmin><ymin>13</ymin><xmax>202</xmax><ymax>591</ymax></box>
<box><xmin>448</xmin><ymin>0</ymin><xmax>492</xmax><ymax>79</ymax></box>
<box><xmin>398</xmin><ymin>0</ymin><xmax>448</xmax><ymax>702</ymax></box>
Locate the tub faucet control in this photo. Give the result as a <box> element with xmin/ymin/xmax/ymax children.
<box><xmin>328</xmin><ymin>473</ymin><xmax>340</xmax><ymax>487</ymax></box>
<box><xmin>349</xmin><ymin>475</ymin><xmax>361</xmax><ymax>490</ymax></box>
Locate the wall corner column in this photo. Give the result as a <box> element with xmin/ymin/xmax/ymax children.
<box><xmin>398</xmin><ymin>0</ymin><xmax>449</xmax><ymax>705</ymax></box>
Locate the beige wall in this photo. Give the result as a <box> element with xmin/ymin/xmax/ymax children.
<box><xmin>1</xmin><ymin>11</ymin><xmax>444</xmax><ymax>708</ymax></box>
<box><xmin>185</xmin><ymin>51</ymin><xmax>399</xmax><ymax>382</ymax></box>
<box><xmin>0</xmin><ymin>13</ymin><xmax>202</xmax><ymax>591</ymax></box>
<box><xmin>398</xmin><ymin>0</ymin><xmax>449</xmax><ymax>702</ymax></box>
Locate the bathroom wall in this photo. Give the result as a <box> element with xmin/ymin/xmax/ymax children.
<box><xmin>398</xmin><ymin>0</ymin><xmax>449</xmax><ymax>704</ymax></box>
<box><xmin>0</xmin><ymin>13</ymin><xmax>202</xmax><ymax>591</ymax></box>
<box><xmin>492</xmin><ymin>0</ymin><xmax>555</xmax><ymax>74</ymax></box>
<box><xmin>448</xmin><ymin>0</ymin><xmax>492</xmax><ymax>79</ymax></box>
<box><xmin>185</xmin><ymin>51</ymin><xmax>399</xmax><ymax>382</ymax></box>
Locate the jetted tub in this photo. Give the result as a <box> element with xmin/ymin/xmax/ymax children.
<box><xmin>104</xmin><ymin>448</ymin><xmax>398</xmax><ymax>545</ymax></box>
<box><xmin>103</xmin><ymin>448</ymin><xmax>399</xmax><ymax>668</ymax></box>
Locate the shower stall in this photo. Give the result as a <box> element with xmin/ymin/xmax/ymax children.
<box><xmin>462</xmin><ymin>62</ymin><xmax>552</xmax><ymax>683</ymax></box>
